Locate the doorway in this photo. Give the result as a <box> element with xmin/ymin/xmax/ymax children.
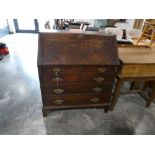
<box><xmin>14</xmin><ymin>19</ymin><xmax>39</xmax><ymax>33</ymax></box>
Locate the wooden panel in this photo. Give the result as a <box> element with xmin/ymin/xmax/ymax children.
<box><xmin>120</xmin><ymin>64</ymin><xmax>155</xmax><ymax>77</ymax></box>
<box><xmin>41</xmin><ymin>83</ymin><xmax>113</xmax><ymax>95</ymax></box>
<box><xmin>42</xmin><ymin>94</ymin><xmax>111</xmax><ymax>106</ymax></box>
<box><xmin>37</xmin><ymin>32</ymin><xmax>119</xmax><ymax>66</ymax></box>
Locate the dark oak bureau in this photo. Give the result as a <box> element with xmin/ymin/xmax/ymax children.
<box><xmin>37</xmin><ymin>31</ymin><xmax>119</xmax><ymax>117</ymax></box>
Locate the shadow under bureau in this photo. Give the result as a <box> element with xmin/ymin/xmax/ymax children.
<box><xmin>37</xmin><ymin>31</ymin><xmax>119</xmax><ymax>117</ymax></box>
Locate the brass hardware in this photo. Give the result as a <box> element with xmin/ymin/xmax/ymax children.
<box><xmin>94</xmin><ymin>77</ymin><xmax>104</xmax><ymax>83</ymax></box>
<box><xmin>53</xmin><ymin>99</ymin><xmax>63</xmax><ymax>105</ymax></box>
<box><xmin>90</xmin><ymin>98</ymin><xmax>100</xmax><ymax>103</ymax></box>
<box><xmin>53</xmin><ymin>88</ymin><xmax>64</xmax><ymax>94</ymax></box>
<box><xmin>53</xmin><ymin>68</ymin><xmax>61</xmax><ymax>73</ymax></box>
<box><xmin>98</xmin><ymin>68</ymin><xmax>106</xmax><ymax>73</ymax></box>
<box><xmin>92</xmin><ymin>87</ymin><xmax>102</xmax><ymax>93</ymax></box>
<box><xmin>53</xmin><ymin>77</ymin><xmax>63</xmax><ymax>82</ymax></box>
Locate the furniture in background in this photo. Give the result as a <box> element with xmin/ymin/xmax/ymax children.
<box><xmin>94</xmin><ymin>19</ymin><xmax>108</xmax><ymax>30</ymax></box>
<box><xmin>133</xmin><ymin>19</ymin><xmax>144</xmax><ymax>29</ymax></box>
<box><xmin>137</xmin><ymin>21</ymin><xmax>155</xmax><ymax>46</ymax></box>
<box><xmin>38</xmin><ymin>31</ymin><xmax>119</xmax><ymax>117</ymax></box>
<box><xmin>110</xmin><ymin>45</ymin><xmax>155</xmax><ymax>111</ymax></box>
<box><xmin>54</xmin><ymin>19</ymin><xmax>89</xmax><ymax>30</ymax></box>
<box><xmin>104</xmin><ymin>27</ymin><xmax>140</xmax><ymax>44</ymax></box>
<box><xmin>54</xmin><ymin>19</ymin><xmax>128</xmax><ymax>32</ymax></box>
<box><xmin>107</xmin><ymin>19</ymin><xmax>126</xmax><ymax>27</ymax></box>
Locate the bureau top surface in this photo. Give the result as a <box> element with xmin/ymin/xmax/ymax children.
<box><xmin>118</xmin><ymin>45</ymin><xmax>155</xmax><ymax>64</ymax></box>
<box><xmin>37</xmin><ymin>32</ymin><xmax>119</xmax><ymax>66</ymax></box>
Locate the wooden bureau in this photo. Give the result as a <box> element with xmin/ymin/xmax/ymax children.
<box><xmin>37</xmin><ymin>31</ymin><xmax>119</xmax><ymax>117</ymax></box>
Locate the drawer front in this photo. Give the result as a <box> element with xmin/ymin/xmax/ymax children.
<box><xmin>39</xmin><ymin>66</ymin><xmax>117</xmax><ymax>75</ymax></box>
<box><xmin>41</xmin><ymin>83</ymin><xmax>113</xmax><ymax>95</ymax></box>
<box><xmin>42</xmin><ymin>94</ymin><xmax>111</xmax><ymax>106</ymax></box>
<box><xmin>40</xmin><ymin>72</ymin><xmax>115</xmax><ymax>85</ymax></box>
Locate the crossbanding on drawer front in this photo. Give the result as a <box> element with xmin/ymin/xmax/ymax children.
<box><xmin>42</xmin><ymin>94</ymin><xmax>111</xmax><ymax>106</ymax></box>
<box><xmin>41</xmin><ymin>83</ymin><xmax>113</xmax><ymax>95</ymax></box>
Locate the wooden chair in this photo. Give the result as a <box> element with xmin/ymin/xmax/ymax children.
<box><xmin>137</xmin><ymin>21</ymin><xmax>155</xmax><ymax>46</ymax></box>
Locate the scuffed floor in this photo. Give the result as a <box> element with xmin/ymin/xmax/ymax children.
<box><xmin>0</xmin><ymin>33</ymin><xmax>155</xmax><ymax>135</ymax></box>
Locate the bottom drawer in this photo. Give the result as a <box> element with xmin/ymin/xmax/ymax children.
<box><xmin>42</xmin><ymin>94</ymin><xmax>111</xmax><ymax>107</ymax></box>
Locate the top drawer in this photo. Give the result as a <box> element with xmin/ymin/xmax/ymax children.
<box><xmin>39</xmin><ymin>66</ymin><xmax>117</xmax><ymax>75</ymax></box>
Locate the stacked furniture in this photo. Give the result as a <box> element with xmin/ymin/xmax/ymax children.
<box><xmin>37</xmin><ymin>31</ymin><xmax>119</xmax><ymax>116</ymax></box>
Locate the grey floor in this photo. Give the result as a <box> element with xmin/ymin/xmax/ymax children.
<box><xmin>0</xmin><ymin>33</ymin><xmax>155</xmax><ymax>135</ymax></box>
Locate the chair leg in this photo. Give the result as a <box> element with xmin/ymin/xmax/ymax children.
<box><xmin>110</xmin><ymin>77</ymin><xmax>123</xmax><ymax>111</ymax></box>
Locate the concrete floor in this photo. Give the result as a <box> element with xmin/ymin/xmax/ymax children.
<box><xmin>0</xmin><ymin>33</ymin><xmax>155</xmax><ymax>135</ymax></box>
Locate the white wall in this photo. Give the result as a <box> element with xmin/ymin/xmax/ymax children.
<box><xmin>0</xmin><ymin>19</ymin><xmax>9</xmax><ymax>36</ymax></box>
<box><xmin>0</xmin><ymin>19</ymin><xmax>7</xmax><ymax>29</ymax></box>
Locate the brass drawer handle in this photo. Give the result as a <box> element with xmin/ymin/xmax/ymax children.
<box><xmin>94</xmin><ymin>77</ymin><xmax>104</xmax><ymax>83</ymax></box>
<box><xmin>90</xmin><ymin>98</ymin><xmax>100</xmax><ymax>103</ymax></box>
<box><xmin>53</xmin><ymin>88</ymin><xmax>64</xmax><ymax>94</ymax></box>
<box><xmin>54</xmin><ymin>99</ymin><xmax>63</xmax><ymax>105</ymax></box>
<box><xmin>53</xmin><ymin>68</ymin><xmax>61</xmax><ymax>73</ymax></box>
<box><xmin>92</xmin><ymin>87</ymin><xmax>102</xmax><ymax>93</ymax></box>
<box><xmin>98</xmin><ymin>68</ymin><xmax>106</xmax><ymax>73</ymax></box>
<box><xmin>53</xmin><ymin>77</ymin><xmax>63</xmax><ymax>82</ymax></box>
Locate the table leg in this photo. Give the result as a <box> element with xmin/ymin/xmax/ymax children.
<box><xmin>110</xmin><ymin>77</ymin><xmax>123</xmax><ymax>111</ymax></box>
<box><xmin>145</xmin><ymin>84</ymin><xmax>155</xmax><ymax>107</ymax></box>
<box><xmin>130</xmin><ymin>81</ymin><xmax>136</xmax><ymax>90</ymax></box>
<box><xmin>142</xmin><ymin>81</ymin><xmax>149</xmax><ymax>91</ymax></box>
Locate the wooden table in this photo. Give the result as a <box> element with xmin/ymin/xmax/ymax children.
<box><xmin>110</xmin><ymin>45</ymin><xmax>155</xmax><ymax>111</ymax></box>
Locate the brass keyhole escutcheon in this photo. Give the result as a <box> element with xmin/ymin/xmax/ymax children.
<box><xmin>53</xmin><ymin>68</ymin><xmax>61</xmax><ymax>73</ymax></box>
<box><xmin>78</xmin><ymin>34</ymin><xmax>82</xmax><ymax>38</ymax></box>
<box><xmin>98</xmin><ymin>68</ymin><xmax>106</xmax><ymax>73</ymax></box>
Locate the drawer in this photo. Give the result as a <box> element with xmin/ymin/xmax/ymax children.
<box><xmin>41</xmin><ymin>83</ymin><xmax>113</xmax><ymax>95</ymax></box>
<box><xmin>42</xmin><ymin>94</ymin><xmax>111</xmax><ymax>107</ymax></box>
<box><xmin>39</xmin><ymin>66</ymin><xmax>117</xmax><ymax>75</ymax></box>
<box><xmin>40</xmin><ymin>72</ymin><xmax>116</xmax><ymax>85</ymax></box>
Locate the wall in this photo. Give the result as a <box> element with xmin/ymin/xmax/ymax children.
<box><xmin>0</xmin><ymin>19</ymin><xmax>9</xmax><ymax>38</ymax></box>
